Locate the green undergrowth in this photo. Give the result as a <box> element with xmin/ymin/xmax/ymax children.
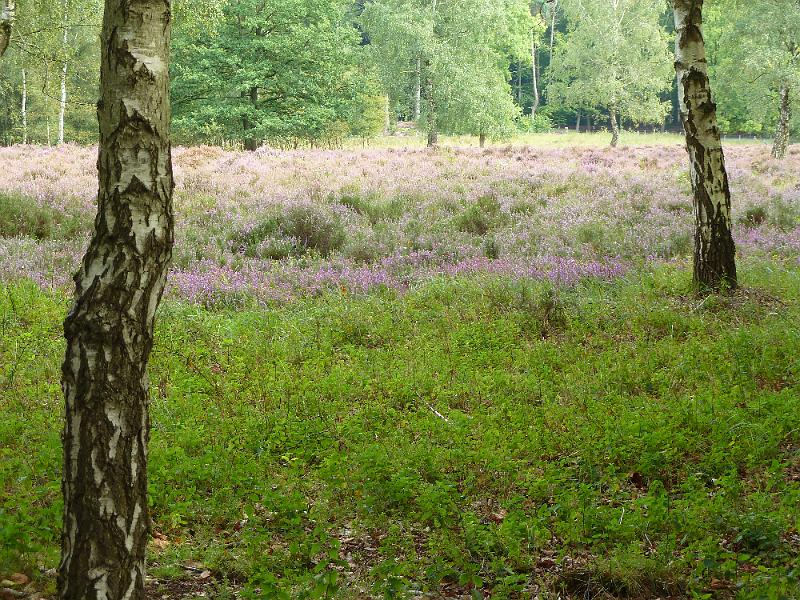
<box><xmin>1</xmin><ymin>259</ymin><xmax>799</xmax><ymax>599</ymax></box>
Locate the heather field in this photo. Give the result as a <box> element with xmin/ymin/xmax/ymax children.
<box><xmin>1</xmin><ymin>138</ymin><xmax>798</xmax><ymax>303</ymax></box>
<box><xmin>2</xmin><ymin>139</ymin><xmax>800</xmax><ymax>598</ymax></box>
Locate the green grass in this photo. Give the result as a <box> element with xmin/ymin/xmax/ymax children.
<box><xmin>342</xmin><ymin>130</ymin><xmax>769</xmax><ymax>150</ymax></box>
<box><xmin>1</xmin><ymin>259</ymin><xmax>799</xmax><ymax>598</ymax></box>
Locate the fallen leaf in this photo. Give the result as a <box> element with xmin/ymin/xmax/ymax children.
<box><xmin>489</xmin><ymin>509</ymin><xmax>507</xmax><ymax>523</ymax></box>
<box><xmin>198</xmin><ymin>570</ymin><xmax>212</xmax><ymax>580</ymax></box>
<box><xmin>8</xmin><ymin>576</ymin><xmax>27</xmax><ymax>587</ymax></box>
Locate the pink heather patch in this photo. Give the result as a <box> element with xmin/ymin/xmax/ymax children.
<box><xmin>1</xmin><ymin>143</ymin><xmax>798</xmax><ymax>305</ymax></box>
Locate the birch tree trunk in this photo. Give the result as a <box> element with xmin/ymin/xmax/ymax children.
<box><xmin>609</xmin><ymin>106</ymin><xmax>619</xmax><ymax>147</ymax></box>
<box><xmin>414</xmin><ymin>57</ymin><xmax>421</xmax><ymax>122</ymax></box>
<box><xmin>549</xmin><ymin>0</ymin><xmax>557</xmax><ymax>65</ymax></box>
<box><xmin>21</xmin><ymin>67</ymin><xmax>26</xmax><ymax>143</ymax></box>
<box><xmin>531</xmin><ymin>34</ymin><xmax>540</xmax><ymax>119</ymax></box>
<box><xmin>0</xmin><ymin>0</ymin><xmax>14</xmax><ymax>57</ymax></box>
<box><xmin>58</xmin><ymin>0</ymin><xmax>70</xmax><ymax>144</ymax></box>
<box><xmin>58</xmin><ymin>0</ymin><xmax>174</xmax><ymax>598</ymax></box>
<box><xmin>425</xmin><ymin>68</ymin><xmax>437</xmax><ymax>147</ymax></box>
<box><xmin>771</xmin><ymin>84</ymin><xmax>790</xmax><ymax>159</ymax></box>
<box><xmin>672</xmin><ymin>0</ymin><xmax>736</xmax><ymax>290</ymax></box>
<box><xmin>575</xmin><ymin>111</ymin><xmax>581</xmax><ymax>132</ymax></box>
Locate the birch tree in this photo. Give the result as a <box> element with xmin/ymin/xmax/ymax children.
<box><xmin>548</xmin><ymin>0</ymin><xmax>673</xmax><ymax>147</ymax></box>
<box><xmin>672</xmin><ymin>0</ymin><xmax>737</xmax><ymax>290</ymax></box>
<box><xmin>59</xmin><ymin>1</ymin><xmax>174</xmax><ymax>600</ymax></box>
<box><xmin>0</xmin><ymin>0</ymin><xmax>13</xmax><ymax>57</ymax></box>
<box><xmin>708</xmin><ymin>0</ymin><xmax>799</xmax><ymax>159</ymax></box>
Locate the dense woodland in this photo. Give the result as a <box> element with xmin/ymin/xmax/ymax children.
<box><xmin>0</xmin><ymin>0</ymin><xmax>798</xmax><ymax>152</ymax></box>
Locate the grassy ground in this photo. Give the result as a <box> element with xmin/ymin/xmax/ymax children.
<box><xmin>342</xmin><ymin>131</ymin><xmax>773</xmax><ymax>150</ymax></box>
<box><xmin>1</xmin><ymin>257</ymin><xmax>799</xmax><ymax>599</ymax></box>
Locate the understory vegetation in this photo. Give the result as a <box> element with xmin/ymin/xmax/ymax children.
<box><xmin>1</xmin><ymin>262</ymin><xmax>799</xmax><ymax>598</ymax></box>
<box><xmin>0</xmin><ymin>139</ymin><xmax>799</xmax><ymax>598</ymax></box>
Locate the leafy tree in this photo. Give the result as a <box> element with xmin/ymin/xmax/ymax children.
<box><xmin>361</xmin><ymin>0</ymin><xmax>533</xmax><ymax>146</ymax></box>
<box><xmin>171</xmin><ymin>0</ymin><xmax>364</xmax><ymax>149</ymax></box>
<box><xmin>548</xmin><ymin>0</ymin><xmax>673</xmax><ymax>146</ymax></box>
<box><xmin>707</xmin><ymin>0</ymin><xmax>799</xmax><ymax>158</ymax></box>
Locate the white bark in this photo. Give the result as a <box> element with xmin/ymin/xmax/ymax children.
<box><xmin>672</xmin><ymin>0</ymin><xmax>737</xmax><ymax>289</ymax></box>
<box><xmin>0</xmin><ymin>0</ymin><xmax>14</xmax><ymax>57</ymax></box>
<box><xmin>59</xmin><ymin>4</ymin><xmax>68</xmax><ymax>145</ymax></box>
<box><xmin>531</xmin><ymin>34</ymin><xmax>540</xmax><ymax>118</ymax></box>
<box><xmin>414</xmin><ymin>56</ymin><xmax>421</xmax><ymax>121</ymax></box>
<box><xmin>21</xmin><ymin>67</ymin><xmax>27</xmax><ymax>143</ymax></box>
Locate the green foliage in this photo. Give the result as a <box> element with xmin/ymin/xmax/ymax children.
<box><xmin>706</xmin><ymin>0</ymin><xmax>800</xmax><ymax>135</ymax></box>
<box><xmin>516</xmin><ymin>112</ymin><xmax>553</xmax><ymax>133</ymax></box>
<box><xmin>2</xmin><ymin>260</ymin><xmax>800</xmax><ymax>595</ymax></box>
<box><xmin>548</xmin><ymin>0</ymin><xmax>673</xmax><ymax>135</ymax></box>
<box><xmin>361</xmin><ymin>0</ymin><xmax>532</xmax><ymax>140</ymax></box>
<box><xmin>171</xmin><ymin>0</ymin><xmax>367</xmax><ymax>148</ymax></box>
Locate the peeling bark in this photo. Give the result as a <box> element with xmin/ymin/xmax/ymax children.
<box><xmin>58</xmin><ymin>0</ymin><xmax>174</xmax><ymax>599</ymax></box>
<box><xmin>672</xmin><ymin>0</ymin><xmax>736</xmax><ymax>290</ymax></box>
<box><xmin>0</xmin><ymin>0</ymin><xmax>14</xmax><ymax>57</ymax></box>
<box><xmin>771</xmin><ymin>85</ymin><xmax>790</xmax><ymax>159</ymax></box>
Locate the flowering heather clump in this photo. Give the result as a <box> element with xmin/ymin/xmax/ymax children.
<box><xmin>1</xmin><ymin>142</ymin><xmax>798</xmax><ymax>304</ymax></box>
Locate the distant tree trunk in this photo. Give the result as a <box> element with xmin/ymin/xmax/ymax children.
<box><xmin>549</xmin><ymin>0</ymin><xmax>557</xmax><ymax>65</ymax></box>
<box><xmin>425</xmin><ymin>68</ymin><xmax>437</xmax><ymax>147</ymax></box>
<box><xmin>575</xmin><ymin>111</ymin><xmax>581</xmax><ymax>132</ymax></box>
<box><xmin>479</xmin><ymin>131</ymin><xmax>486</xmax><ymax>148</ymax></box>
<box><xmin>243</xmin><ymin>86</ymin><xmax>258</xmax><ymax>151</ymax></box>
<box><xmin>771</xmin><ymin>84</ymin><xmax>790</xmax><ymax>159</ymax></box>
<box><xmin>21</xmin><ymin>67</ymin><xmax>26</xmax><ymax>143</ymax></box>
<box><xmin>531</xmin><ymin>35</ymin><xmax>539</xmax><ymax>118</ymax></box>
<box><xmin>609</xmin><ymin>107</ymin><xmax>619</xmax><ymax>147</ymax></box>
<box><xmin>58</xmin><ymin>0</ymin><xmax>68</xmax><ymax>145</ymax></box>
<box><xmin>0</xmin><ymin>0</ymin><xmax>13</xmax><ymax>57</ymax></box>
<box><xmin>414</xmin><ymin>57</ymin><xmax>421</xmax><ymax>121</ymax></box>
<box><xmin>587</xmin><ymin>114</ymin><xmax>592</xmax><ymax>132</ymax></box>
<box><xmin>672</xmin><ymin>0</ymin><xmax>736</xmax><ymax>291</ymax></box>
<box><xmin>515</xmin><ymin>61</ymin><xmax>522</xmax><ymax>104</ymax></box>
<box><xmin>58</xmin><ymin>1</ymin><xmax>174</xmax><ymax>600</ymax></box>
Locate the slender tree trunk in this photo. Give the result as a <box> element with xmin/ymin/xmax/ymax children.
<box><xmin>672</xmin><ymin>0</ymin><xmax>736</xmax><ymax>290</ymax></box>
<box><xmin>587</xmin><ymin>114</ymin><xmax>592</xmax><ymax>132</ymax></box>
<box><xmin>425</xmin><ymin>68</ymin><xmax>437</xmax><ymax>147</ymax></box>
<box><xmin>47</xmin><ymin>117</ymin><xmax>51</xmax><ymax>146</ymax></box>
<box><xmin>0</xmin><ymin>0</ymin><xmax>13</xmax><ymax>57</ymax></box>
<box><xmin>58</xmin><ymin>0</ymin><xmax>174</xmax><ymax>599</ymax></box>
<box><xmin>21</xmin><ymin>67</ymin><xmax>26</xmax><ymax>143</ymax></box>
<box><xmin>609</xmin><ymin>107</ymin><xmax>619</xmax><ymax>147</ymax></box>
<box><xmin>575</xmin><ymin>111</ymin><xmax>581</xmax><ymax>132</ymax></box>
<box><xmin>548</xmin><ymin>0</ymin><xmax>557</xmax><ymax>65</ymax></box>
<box><xmin>58</xmin><ymin>3</ymin><xmax>68</xmax><ymax>145</ymax></box>
<box><xmin>771</xmin><ymin>84</ymin><xmax>791</xmax><ymax>159</ymax></box>
<box><xmin>414</xmin><ymin>56</ymin><xmax>421</xmax><ymax>122</ymax></box>
<box><xmin>243</xmin><ymin>86</ymin><xmax>258</xmax><ymax>151</ymax></box>
<box><xmin>531</xmin><ymin>35</ymin><xmax>539</xmax><ymax>118</ymax></box>
<box><xmin>479</xmin><ymin>131</ymin><xmax>486</xmax><ymax>148</ymax></box>
<box><xmin>515</xmin><ymin>61</ymin><xmax>522</xmax><ymax>105</ymax></box>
